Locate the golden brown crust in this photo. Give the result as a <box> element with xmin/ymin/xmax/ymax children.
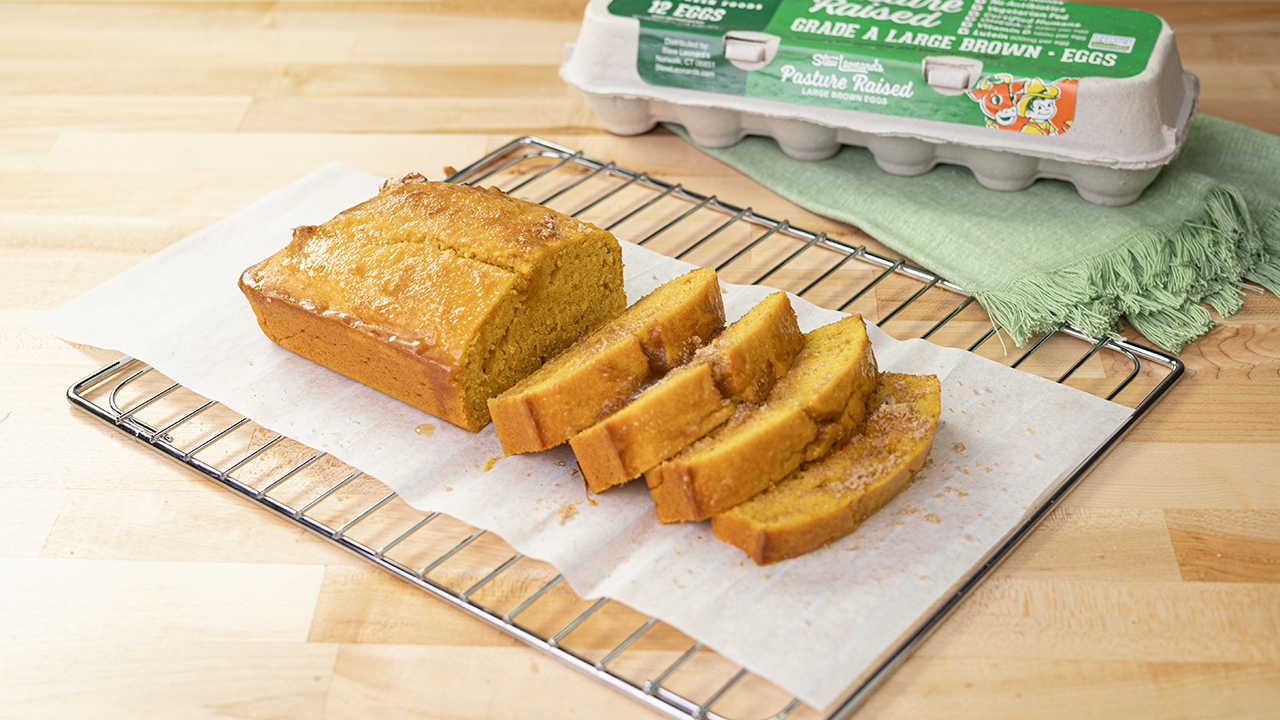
<box><xmin>239</xmin><ymin>284</ymin><xmax>472</xmax><ymax>425</ymax></box>
<box><xmin>489</xmin><ymin>268</ymin><xmax>725</xmax><ymax>455</ymax></box>
<box><xmin>239</xmin><ymin>176</ymin><xmax>624</xmax><ymax>432</ymax></box>
<box><xmin>645</xmin><ymin>314</ymin><xmax>878</xmax><ymax>522</ymax></box>
<box><xmin>711</xmin><ymin>372</ymin><xmax>942</xmax><ymax>565</ymax></box>
<box><xmin>570</xmin><ymin>291</ymin><xmax>804</xmax><ymax>493</ymax></box>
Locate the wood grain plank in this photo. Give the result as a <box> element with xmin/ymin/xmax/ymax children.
<box><xmin>276</xmin><ymin>63</ymin><xmax>568</xmax><ymax>98</ymax></box>
<box><xmin>923</xmin><ymin>577</ymin><xmax>1280</xmax><ymax>663</ymax></box>
<box><xmin>1166</xmin><ymin>509</ymin><xmax>1280</xmax><ymax>582</ymax></box>
<box><xmin>239</xmin><ymin>96</ymin><xmax>602</xmax><ymax>134</ymax></box>
<box><xmin>1119</xmin><ymin>377</ymin><xmax>1280</xmax><ymax>443</ymax></box>
<box><xmin>0</xmin><ymin>29</ymin><xmax>358</xmax><ymax>64</ymax></box>
<box><xmin>39</xmin><ymin>131</ymin><xmax>490</xmax><ymax>178</ymax></box>
<box><xmin>322</xmin><ymin>644</ymin><xmax>670</xmax><ymax>720</ymax></box>
<box><xmin>39</xmin><ymin>488</ymin><xmax>359</xmax><ymax>566</ymax></box>
<box><xmin>1</xmin><ymin>640</ymin><xmax>338</xmax><ymax>720</ymax></box>
<box><xmin>0</xmin><ymin>95</ymin><xmax>251</xmax><ymax>133</ymax></box>
<box><xmin>1068</xmin><ymin>442</ymin><xmax>1280</xmax><ymax>510</ymax></box>
<box><xmin>997</xmin><ymin>507</ymin><xmax>1182</xmax><ymax>582</ymax></box>
<box><xmin>1</xmin><ymin>557</ymin><xmax>326</xmax><ymax>644</ymax></box>
<box><xmin>350</xmin><ymin>19</ymin><xmax>582</xmax><ymax>65</ymax></box>
<box><xmin>0</xmin><ymin>61</ymin><xmax>284</xmax><ymax>96</ymax></box>
<box><xmin>0</xmin><ymin>488</ymin><xmax>68</xmax><ymax>559</ymax></box>
<box><xmin>308</xmin><ymin>565</ymin><xmax>527</xmax><ymax>647</ymax></box>
<box><xmin>858</xmin><ymin>656</ymin><xmax>1280</xmax><ymax>720</ymax></box>
<box><xmin>1</xmin><ymin>248</ymin><xmax>156</xmax><ymax>308</ymax></box>
<box><xmin>0</xmin><ymin>133</ymin><xmax>57</xmax><ymax>171</ymax></box>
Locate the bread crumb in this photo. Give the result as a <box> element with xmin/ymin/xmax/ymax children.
<box><xmin>952</xmin><ymin>442</ymin><xmax>966</xmax><ymax>453</ymax></box>
<box><xmin>555</xmin><ymin>461</ymin><xmax>565</xmax><ymax>467</ymax></box>
<box><xmin>557</xmin><ymin>502</ymin><xmax>578</xmax><ymax>524</ymax></box>
<box><xmin>923</xmin><ymin>512</ymin><xmax>940</xmax><ymax>524</ymax></box>
<box><xmin>483</xmin><ymin>456</ymin><xmax>498</xmax><ymax>472</ymax></box>
<box><xmin>445</xmin><ymin>486</ymin><xmax>453</xmax><ymax>492</ymax></box>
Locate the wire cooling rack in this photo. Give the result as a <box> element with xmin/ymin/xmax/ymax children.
<box><xmin>67</xmin><ymin>136</ymin><xmax>1183</xmax><ymax>720</ymax></box>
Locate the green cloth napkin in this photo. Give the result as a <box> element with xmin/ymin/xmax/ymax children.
<box><xmin>671</xmin><ymin>115</ymin><xmax>1280</xmax><ymax>353</ymax></box>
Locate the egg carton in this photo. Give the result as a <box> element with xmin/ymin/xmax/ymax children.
<box><xmin>560</xmin><ymin>0</ymin><xmax>1199</xmax><ymax>206</ymax></box>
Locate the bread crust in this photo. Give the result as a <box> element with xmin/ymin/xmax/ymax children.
<box><xmin>240</xmin><ymin>279</ymin><xmax>471</xmax><ymax>425</ymax></box>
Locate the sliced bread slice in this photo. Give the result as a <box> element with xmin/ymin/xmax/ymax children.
<box><xmin>571</xmin><ymin>291</ymin><xmax>804</xmax><ymax>492</ymax></box>
<box><xmin>489</xmin><ymin>267</ymin><xmax>724</xmax><ymax>454</ymax></box>
<box><xmin>712</xmin><ymin>372</ymin><xmax>941</xmax><ymax>564</ymax></box>
<box><xmin>645</xmin><ymin>313</ymin><xmax>878</xmax><ymax>522</ymax></box>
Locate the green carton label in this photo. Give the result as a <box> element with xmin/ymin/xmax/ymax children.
<box><xmin>610</xmin><ymin>0</ymin><xmax>1163</xmax><ymax>136</ymax></box>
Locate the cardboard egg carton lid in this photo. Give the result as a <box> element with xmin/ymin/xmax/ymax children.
<box><xmin>561</xmin><ymin>0</ymin><xmax>1199</xmax><ymax>206</ymax></box>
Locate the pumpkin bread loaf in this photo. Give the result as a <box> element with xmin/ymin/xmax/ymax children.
<box><xmin>489</xmin><ymin>268</ymin><xmax>725</xmax><ymax>455</ymax></box>
<box><xmin>239</xmin><ymin>174</ymin><xmax>625</xmax><ymax>432</ymax></box>
<box><xmin>571</xmin><ymin>291</ymin><xmax>804</xmax><ymax>493</ymax></box>
<box><xmin>712</xmin><ymin>372</ymin><xmax>941</xmax><ymax>565</ymax></box>
<box><xmin>646</xmin><ymin>314</ymin><xmax>879</xmax><ymax>522</ymax></box>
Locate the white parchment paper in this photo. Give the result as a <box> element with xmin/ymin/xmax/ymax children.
<box><xmin>39</xmin><ymin>163</ymin><xmax>1132</xmax><ymax>710</ymax></box>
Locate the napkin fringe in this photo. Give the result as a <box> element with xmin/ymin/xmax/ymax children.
<box><xmin>977</xmin><ymin>185</ymin><xmax>1280</xmax><ymax>353</ymax></box>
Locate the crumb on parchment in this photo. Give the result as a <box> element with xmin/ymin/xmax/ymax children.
<box><xmin>557</xmin><ymin>502</ymin><xmax>578</xmax><ymax>524</ymax></box>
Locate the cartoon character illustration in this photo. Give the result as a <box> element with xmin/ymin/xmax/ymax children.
<box><xmin>967</xmin><ymin>74</ymin><xmax>1027</xmax><ymax>131</ymax></box>
<box><xmin>966</xmin><ymin>75</ymin><xmax>1077</xmax><ymax>136</ymax></box>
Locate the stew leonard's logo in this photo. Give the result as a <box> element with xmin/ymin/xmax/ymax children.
<box><xmin>966</xmin><ymin>74</ymin><xmax>1078</xmax><ymax>136</ymax></box>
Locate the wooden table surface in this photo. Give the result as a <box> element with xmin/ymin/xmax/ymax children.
<box><xmin>3</xmin><ymin>1</ymin><xmax>1278</xmax><ymax>718</ymax></box>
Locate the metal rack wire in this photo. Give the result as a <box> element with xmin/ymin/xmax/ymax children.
<box><xmin>67</xmin><ymin>136</ymin><xmax>1182</xmax><ymax>720</ymax></box>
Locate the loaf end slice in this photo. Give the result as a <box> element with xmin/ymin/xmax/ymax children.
<box><xmin>712</xmin><ymin>372</ymin><xmax>941</xmax><ymax>565</ymax></box>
